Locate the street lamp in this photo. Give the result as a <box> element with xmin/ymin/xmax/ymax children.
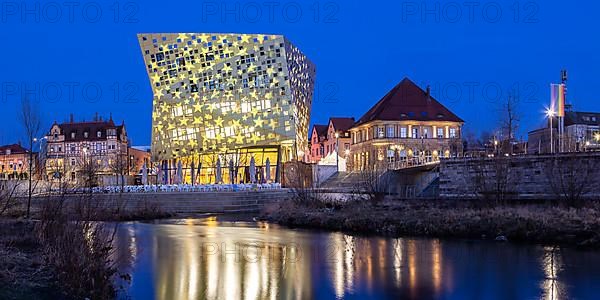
<box><xmin>585</xmin><ymin>141</ymin><xmax>590</xmax><ymax>152</ymax></box>
<box><xmin>335</xmin><ymin>132</ymin><xmax>340</xmax><ymax>172</ymax></box>
<box><xmin>546</xmin><ymin>108</ymin><xmax>556</xmax><ymax>154</ymax></box>
<box><xmin>493</xmin><ymin>139</ymin><xmax>498</xmax><ymax>156</ymax></box>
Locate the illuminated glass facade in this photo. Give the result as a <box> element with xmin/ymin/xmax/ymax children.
<box><xmin>138</xmin><ymin>33</ymin><xmax>315</xmax><ymax>183</ymax></box>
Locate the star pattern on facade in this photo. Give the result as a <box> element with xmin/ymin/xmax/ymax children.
<box><xmin>138</xmin><ymin>33</ymin><xmax>316</xmax><ymax>160</ymax></box>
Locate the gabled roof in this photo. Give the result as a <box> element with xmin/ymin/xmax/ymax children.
<box><xmin>52</xmin><ymin>119</ymin><xmax>126</xmax><ymax>142</ymax></box>
<box><xmin>0</xmin><ymin>144</ymin><xmax>29</xmax><ymax>155</ymax></box>
<box><xmin>311</xmin><ymin>125</ymin><xmax>328</xmax><ymax>139</ymax></box>
<box><xmin>356</xmin><ymin>77</ymin><xmax>464</xmax><ymax>126</ymax></box>
<box><xmin>329</xmin><ymin>117</ymin><xmax>355</xmax><ymax>132</ymax></box>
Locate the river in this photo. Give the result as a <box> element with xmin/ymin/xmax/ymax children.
<box><xmin>112</xmin><ymin>217</ymin><xmax>600</xmax><ymax>299</ymax></box>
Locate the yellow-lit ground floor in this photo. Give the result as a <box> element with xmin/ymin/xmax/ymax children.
<box><xmin>157</xmin><ymin>145</ymin><xmax>292</xmax><ymax>184</ymax></box>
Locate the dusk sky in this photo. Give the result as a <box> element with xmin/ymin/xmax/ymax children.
<box><xmin>1</xmin><ymin>0</ymin><xmax>599</xmax><ymax>146</ymax></box>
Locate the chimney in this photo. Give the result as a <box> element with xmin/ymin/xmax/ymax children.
<box><xmin>70</xmin><ymin>113</ymin><xmax>74</xmax><ymax>123</ymax></box>
<box><xmin>94</xmin><ymin>112</ymin><xmax>99</xmax><ymax>121</ymax></box>
<box><xmin>426</xmin><ymin>85</ymin><xmax>431</xmax><ymax>101</ymax></box>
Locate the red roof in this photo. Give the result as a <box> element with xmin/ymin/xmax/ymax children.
<box><xmin>356</xmin><ymin>77</ymin><xmax>464</xmax><ymax>126</ymax></box>
<box><xmin>311</xmin><ymin>125</ymin><xmax>328</xmax><ymax>139</ymax></box>
<box><xmin>0</xmin><ymin>144</ymin><xmax>29</xmax><ymax>155</ymax></box>
<box><xmin>329</xmin><ymin>117</ymin><xmax>355</xmax><ymax>132</ymax></box>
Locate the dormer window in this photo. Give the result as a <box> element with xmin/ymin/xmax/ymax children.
<box><xmin>6</xmin><ymin>149</ymin><xmax>10</xmax><ymax>155</ymax></box>
<box><xmin>54</xmin><ymin>133</ymin><xmax>58</xmax><ymax>139</ymax></box>
<box><xmin>71</xmin><ymin>132</ymin><xmax>76</xmax><ymax>139</ymax></box>
<box><xmin>97</xmin><ymin>131</ymin><xmax>102</xmax><ymax>138</ymax></box>
<box><xmin>84</xmin><ymin>132</ymin><xmax>89</xmax><ymax>138</ymax></box>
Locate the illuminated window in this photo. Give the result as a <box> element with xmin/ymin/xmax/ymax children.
<box><xmin>437</xmin><ymin>128</ymin><xmax>444</xmax><ymax>138</ymax></box>
<box><xmin>449</xmin><ymin>128</ymin><xmax>457</xmax><ymax>138</ymax></box>
<box><xmin>386</xmin><ymin>126</ymin><xmax>394</xmax><ymax>138</ymax></box>
<box><xmin>400</xmin><ymin>127</ymin><xmax>407</xmax><ymax>138</ymax></box>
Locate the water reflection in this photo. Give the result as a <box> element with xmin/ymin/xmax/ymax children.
<box><xmin>113</xmin><ymin>218</ymin><xmax>600</xmax><ymax>300</ymax></box>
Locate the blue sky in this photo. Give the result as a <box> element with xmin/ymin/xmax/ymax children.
<box><xmin>1</xmin><ymin>0</ymin><xmax>599</xmax><ymax>146</ymax></box>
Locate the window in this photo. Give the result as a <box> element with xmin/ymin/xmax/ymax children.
<box><xmin>84</xmin><ymin>132</ymin><xmax>88</xmax><ymax>138</ymax></box>
<box><xmin>437</xmin><ymin>128</ymin><xmax>444</xmax><ymax>138</ymax></box>
<box><xmin>423</xmin><ymin>128</ymin><xmax>429</xmax><ymax>138</ymax></box>
<box><xmin>449</xmin><ymin>128</ymin><xmax>457</xmax><ymax>138</ymax></box>
<box><xmin>97</xmin><ymin>131</ymin><xmax>102</xmax><ymax>138</ymax></box>
<box><xmin>387</xmin><ymin>149</ymin><xmax>396</xmax><ymax>163</ymax></box>
<box><xmin>387</xmin><ymin>126</ymin><xmax>394</xmax><ymax>138</ymax></box>
<box><xmin>70</xmin><ymin>159</ymin><xmax>76</xmax><ymax>166</ymax></box>
<box><xmin>400</xmin><ymin>127</ymin><xmax>407</xmax><ymax>138</ymax></box>
<box><xmin>58</xmin><ymin>146</ymin><xmax>62</xmax><ymax>152</ymax></box>
<box><xmin>412</xmin><ymin>128</ymin><xmax>418</xmax><ymax>138</ymax></box>
<box><xmin>71</xmin><ymin>132</ymin><xmax>76</xmax><ymax>139</ymax></box>
<box><xmin>70</xmin><ymin>172</ymin><xmax>76</xmax><ymax>181</ymax></box>
<box><xmin>377</xmin><ymin>127</ymin><xmax>385</xmax><ymax>138</ymax></box>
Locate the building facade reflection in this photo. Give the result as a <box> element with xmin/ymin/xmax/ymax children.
<box><xmin>113</xmin><ymin>220</ymin><xmax>595</xmax><ymax>300</ymax></box>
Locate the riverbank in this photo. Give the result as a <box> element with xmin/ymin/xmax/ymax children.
<box><xmin>0</xmin><ymin>219</ymin><xmax>61</xmax><ymax>300</ymax></box>
<box><xmin>263</xmin><ymin>199</ymin><xmax>600</xmax><ymax>248</ymax></box>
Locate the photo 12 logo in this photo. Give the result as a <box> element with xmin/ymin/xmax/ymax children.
<box><xmin>0</xmin><ymin>1</ymin><xmax>139</xmax><ymax>24</ymax></box>
<box><xmin>1</xmin><ymin>82</ymin><xmax>140</xmax><ymax>104</ymax></box>
<box><xmin>400</xmin><ymin>1</ymin><xmax>539</xmax><ymax>24</ymax></box>
<box><xmin>200</xmin><ymin>1</ymin><xmax>340</xmax><ymax>24</ymax></box>
<box><xmin>421</xmin><ymin>81</ymin><xmax>540</xmax><ymax>104</ymax></box>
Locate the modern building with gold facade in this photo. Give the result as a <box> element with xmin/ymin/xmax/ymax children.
<box><xmin>138</xmin><ymin>33</ymin><xmax>315</xmax><ymax>184</ymax></box>
<box><xmin>349</xmin><ymin>78</ymin><xmax>464</xmax><ymax>171</ymax></box>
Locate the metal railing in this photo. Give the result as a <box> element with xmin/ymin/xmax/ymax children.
<box><xmin>387</xmin><ymin>157</ymin><xmax>440</xmax><ymax>170</ymax></box>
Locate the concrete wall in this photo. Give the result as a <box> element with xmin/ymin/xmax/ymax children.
<box><xmin>26</xmin><ymin>190</ymin><xmax>292</xmax><ymax>214</ymax></box>
<box><xmin>439</xmin><ymin>153</ymin><xmax>600</xmax><ymax>200</ymax></box>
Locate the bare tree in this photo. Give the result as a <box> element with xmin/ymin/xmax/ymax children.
<box><xmin>358</xmin><ymin>158</ymin><xmax>390</xmax><ymax>206</ymax></box>
<box><xmin>79</xmin><ymin>153</ymin><xmax>101</xmax><ymax>193</ymax></box>
<box><xmin>498</xmin><ymin>93</ymin><xmax>520</xmax><ymax>155</ymax></box>
<box><xmin>545</xmin><ymin>154</ymin><xmax>599</xmax><ymax>205</ymax></box>
<box><xmin>19</xmin><ymin>96</ymin><xmax>42</xmax><ymax>218</ymax></box>
<box><xmin>108</xmin><ymin>146</ymin><xmax>131</xmax><ymax>192</ymax></box>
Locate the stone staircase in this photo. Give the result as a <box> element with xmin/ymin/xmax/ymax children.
<box><xmin>318</xmin><ymin>171</ymin><xmax>366</xmax><ymax>191</ymax></box>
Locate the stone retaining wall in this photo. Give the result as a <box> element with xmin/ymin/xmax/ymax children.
<box><xmin>27</xmin><ymin>190</ymin><xmax>292</xmax><ymax>214</ymax></box>
<box><xmin>439</xmin><ymin>153</ymin><xmax>600</xmax><ymax>200</ymax></box>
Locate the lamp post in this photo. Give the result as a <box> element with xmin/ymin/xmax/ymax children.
<box><xmin>335</xmin><ymin>132</ymin><xmax>340</xmax><ymax>172</ymax></box>
<box><xmin>546</xmin><ymin>108</ymin><xmax>556</xmax><ymax>154</ymax></box>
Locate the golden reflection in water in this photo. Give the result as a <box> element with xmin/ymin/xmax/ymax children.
<box><xmin>408</xmin><ymin>239</ymin><xmax>417</xmax><ymax>298</ymax></box>
<box><xmin>332</xmin><ymin>233</ymin><xmax>345</xmax><ymax>299</ymax></box>
<box><xmin>393</xmin><ymin>239</ymin><xmax>403</xmax><ymax>287</ymax></box>
<box><xmin>432</xmin><ymin>240</ymin><xmax>442</xmax><ymax>295</ymax></box>
<box><xmin>122</xmin><ymin>222</ymin><xmax>453</xmax><ymax>299</ymax></box>
<box><xmin>541</xmin><ymin>246</ymin><xmax>564</xmax><ymax>300</ymax></box>
<box><xmin>344</xmin><ymin>236</ymin><xmax>355</xmax><ymax>292</ymax></box>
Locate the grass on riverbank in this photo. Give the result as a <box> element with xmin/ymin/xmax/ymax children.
<box><xmin>0</xmin><ymin>219</ymin><xmax>61</xmax><ymax>300</ymax></box>
<box><xmin>263</xmin><ymin>198</ymin><xmax>600</xmax><ymax>248</ymax></box>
